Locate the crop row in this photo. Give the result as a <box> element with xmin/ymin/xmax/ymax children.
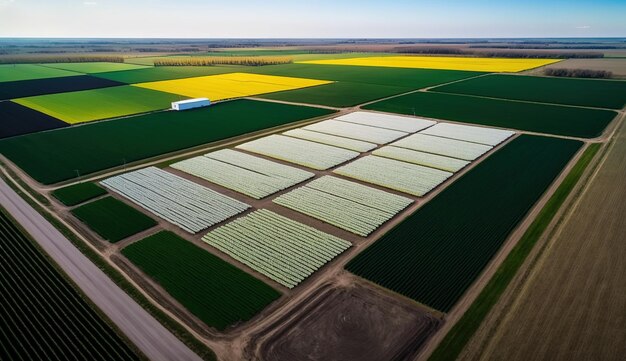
<box><xmin>236</xmin><ymin>134</ymin><xmax>359</xmax><ymax>170</ymax></box>
<box><xmin>122</xmin><ymin>231</ymin><xmax>280</xmax><ymax>331</ymax></box>
<box><xmin>203</xmin><ymin>209</ymin><xmax>351</xmax><ymax>288</ymax></box>
<box><xmin>101</xmin><ymin>167</ymin><xmax>249</xmax><ymax>233</ymax></box>
<box><xmin>334</xmin><ymin>155</ymin><xmax>452</xmax><ymax>197</ymax></box>
<box><xmin>0</xmin><ymin>210</ymin><xmax>138</xmax><ymax>360</ymax></box>
<box><xmin>346</xmin><ymin>135</ymin><xmax>582</xmax><ymax>312</ymax></box>
<box><xmin>274</xmin><ymin>176</ymin><xmax>412</xmax><ymax>236</ymax></box>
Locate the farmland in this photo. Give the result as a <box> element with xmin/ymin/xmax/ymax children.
<box><xmin>94</xmin><ymin>66</ymin><xmax>238</xmax><ymax>84</ymax></box>
<box><xmin>299</xmin><ymin>56</ymin><xmax>561</xmax><ymax>72</ymax></box>
<box><xmin>0</xmin><ymin>208</ymin><xmax>139</xmax><ymax>360</ymax></box>
<box><xmin>0</xmin><ymin>99</ymin><xmax>334</xmax><ymax>184</ymax></box>
<box><xmin>346</xmin><ymin>135</ymin><xmax>582</xmax><ymax>312</ymax></box>
<box><xmin>43</xmin><ymin>62</ymin><xmax>150</xmax><ymax>74</ymax></box>
<box><xmin>0</xmin><ymin>75</ymin><xmax>124</xmax><ymax>101</ymax></box>
<box><xmin>71</xmin><ymin>196</ymin><xmax>157</xmax><ymax>242</ymax></box>
<box><xmin>458</xmin><ymin>125</ymin><xmax>626</xmax><ymax>361</ymax></box>
<box><xmin>52</xmin><ymin>182</ymin><xmax>107</xmax><ymax>206</ymax></box>
<box><xmin>431</xmin><ymin>74</ymin><xmax>626</xmax><ymax>109</ymax></box>
<box><xmin>0</xmin><ymin>63</ymin><xmax>79</xmax><ymax>82</ymax></box>
<box><xmin>122</xmin><ymin>231</ymin><xmax>281</xmax><ymax>331</ymax></box>
<box><xmin>203</xmin><ymin>209</ymin><xmax>351</xmax><ymax>288</ymax></box>
<box><xmin>134</xmin><ymin>72</ymin><xmax>331</xmax><ymax>101</ymax></box>
<box><xmin>14</xmin><ymin>85</ymin><xmax>182</xmax><ymax>124</ymax></box>
<box><xmin>0</xmin><ymin>101</ymin><xmax>68</xmax><ymax>139</ymax></box>
<box><xmin>101</xmin><ymin>167</ymin><xmax>249</xmax><ymax>233</ymax></box>
<box><xmin>364</xmin><ymin>91</ymin><xmax>616</xmax><ymax>138</ymax></box>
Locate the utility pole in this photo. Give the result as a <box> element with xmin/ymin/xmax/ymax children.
<box><xmin>74</xmin><ymin>169</ymin><xmax>82</xmax><ymax>183</ymax></box>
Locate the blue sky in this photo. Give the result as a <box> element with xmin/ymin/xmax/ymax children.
<box><xmin>1</xmin><ymin>0</ymin><xmax>624</xmax><ymax>38</ymax></box>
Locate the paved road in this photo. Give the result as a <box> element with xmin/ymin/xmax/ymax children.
<box><xmin>0</xmin><ymin>178</ymin><xmax>202</xmax><ymax>361</ymax></box>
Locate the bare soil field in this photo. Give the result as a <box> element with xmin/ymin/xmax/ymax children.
<box><xmin>525</xmin><ymin>58</ymin><xmax>626</xmax><ymax>78</ymax></box>
<box><xmin>458</xmin><ymin>118</ymin><xmax>626</xmax><ymax>361</ymax></box>
<box><xmin>256</xmin><ymin>282</ymin><xmax>441</xmax><ymax>361</ymax></box>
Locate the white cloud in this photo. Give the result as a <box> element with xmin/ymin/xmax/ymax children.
<box><xmin>575</xmin><ymin>25</ymin><xmax>591</xmax><ymax>29</ymax></box>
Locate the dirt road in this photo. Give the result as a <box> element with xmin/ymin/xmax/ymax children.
<box><xmin>0</xmin><ymin>178</ymin><xmax>202</xmax><ymax>361</ymax></box>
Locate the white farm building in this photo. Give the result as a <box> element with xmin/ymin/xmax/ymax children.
<box><xmin>171</xmin><ymin>98</ymin><xmax>211</xmax><ymax>111</ymax></box>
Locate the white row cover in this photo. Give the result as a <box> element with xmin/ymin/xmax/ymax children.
<box><xmin>420</xmin><ymin>122</ymin><xmax>515</xmax><ymax>146</ymax></box>
<box><xmin>236</xmin><ymin>134</ymin><xmax>359</xmax><ymax>170</ymax></box>
<box><xmin>100</xmin><ymin>167</ymin><xmax>249</xmax><ymax>233</ymax></box>
<box><xmin>171</xmin><ymin>150</ymin><xmax>313</xmax><ymax>199</ymax></box>
<box><xmin>391</xmin><ymin>133</ymin><xmax>492</xmax><ymax>161</ymax></box>
<box><xmin>303</xmin><ymin>119</ymin><xmax>408</xmax><ymax>144</ymax></box>
<box><xmin>335</xmin><ymin>111</ymin><xmax>435</xmax><ymax>133</ymax></box>
<box><xmin>282</xmin><ymin>128</ymin><xmax>377</xmax><ymax>152</ymax></box>
<box><xmin>203</xmin><ymin>209</ymin><xmax>351</xmax><ymax>288</ymax></box>
<box><xmin>274</xmin><ymin>176</ymin><xmax>413</xmax><ymax>236</ymax></box>
<box><xmin>334</xmin><ymin>155</ymin><xmax>452</xmax><ymax>197</ymax></box>
<box><xmin>373</xmin><ymin>146</ymin><xmax>470</xmax><ymax>173</ymax></box>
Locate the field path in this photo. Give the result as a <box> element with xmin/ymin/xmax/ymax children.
<box><xmin>459</xmin><ymin>116</ymin><xmax>626</xmax><ymax>361</ymax></box>
<box><xmin>0</xmin><ymin>177</ymin><xmax>202</xmax><ymax>361</ymax></box>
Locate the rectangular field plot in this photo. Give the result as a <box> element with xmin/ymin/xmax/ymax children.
<box><xmin>392</xmin><ymin>133</ymin><xmax>493</xmax><ymax>161</ymax></box>
<box><xmin>274</xmin><ymin>176</ymin><xmax>413</xmax><ymax>236</ymax></box>
<box><xmin>364</xmin><ymin>91</ymin><xmax>615</xmax><ymax>139</ymax></box>
<box><xmin>335</xmin><ymin>111</ymin><xmax>435</xmax><ymax>133</ymax></box>
<box><xmin>14</xmin><ymin>85</ymin><xmax>181</xmax><ymax>124</ymax></box>
<box><xmin>122</xmin><ymin>231</ymin><xmax>280</xmax><ymax>331</ymax></box>
<box><xmin>0</xmin><ymin>99</ymin><xmax>334</xmax><ymax>184</ymax></box>
<box><xmin>42</xmin><ymin>62</ymin><xmax>150</xmax><ymax>74</ymax></box>
<box><xmin>0</xmin><ymin>101</ymin><xmax>68</xmax><ymax>139</ymax></box>
<box><xmin>283</xmin><ymin>128</ymin><xmax>377</xmax><ymax>152</ymax></box>
<box><xmin>346</xmin><ymin>135</ymin><xmax>582</xmax><ymax>312</ymax></box>
<box><xmin>373</xmin><ymin>146</ymin><xmax>470</xmax><ymax>173</ymax></box>
<box><xmin>203</xmin><ymin>209</ymin><xmax>351</xmax><ymax>288</ymax></box>
<box><xmin>431</xmin><ymin>74</ymin><xmax>626</xmax><ymax>109</ymax></box>
<box><xmin>303</xmin><ymin>119</ymin><xmax>408</xmax><ymax>144</ymax></box>
<box><xmin>52</xmin><ymin>182</ymin><xmax>106</xmax><ymax>206</ymax></box>
<box><xmin>171</xmin><ymin>149</ymin><xmax>314</xmax><ymax>199</ymax></box>
<box><xmin>236</xmin><ymin>134</ymin><xmax>359</xmax><ymax>170</ymax></box>
<box><xmin>0</xmin><ymin>75</ymin><xmax>125</xmax><ymax>101</ymax></box>
<box><xmin>134</xmin><ymin>72</ymin><xmax>331</xmax><ymax>101</ymax></box>
<box><xmin>101</xmin><ymin>167</ymin><xmax>249</xmax><ymax>233</ymax></box>
<box><xmin>0</xmin><ymin>64</ymin><xmax>79</xmax><ymax>83</ymax></box>
<box><xmin>420</xmin><ymin>122</ymin><xmax>514</xmax><ymax>146</ymax></box>
<box><xmin>299</xmin><ymin>56</ymin><xmax>560</xmax><ymax>72</ymax></box>
<box><xmin>334</xmin><ymin>156</ymin><xmax>452</xmax><ymax>197</ymax></box>
<box><xmin>71</xmin><ymin>197</ymin><xmax>157</xmax><ymax>243</ymax></box>
<box><xmin>94</xmin><ymin>66</ymin><xmax>237</xmax><ymax>84</ymax></box>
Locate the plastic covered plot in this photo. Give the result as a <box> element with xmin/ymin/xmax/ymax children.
<box><xmin>304</xmin><ymin>119</ymin><xmax>408</xmax><ymax>144</ymax></box>
<box><xmin>283</xmin><ymin>128</ymin><xmax>377</xmax><ymax>152</ymax></box>
<box><xmin>373</xmin><ymin>146</ymin><xmax>469</xmax><ymax>173</ymax></box>
<box><xmin>391</xmin><ymin>133</ymin><xmax>492</xmax><ymax>161</ymax></box>
<box><xmin>335</xmin><ymin>111</ymin><xmax>435</xmax><ymax>133</ymax></box>
<box><xmin>420</xmin><ymin>122</ymin><xmax>514</xmax><ymax>146</ymax></box>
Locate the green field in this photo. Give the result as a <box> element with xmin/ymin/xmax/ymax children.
<box><xmin>122</xmin><ymin>231</ymin><xmax>281</xmax><ymax>330</ymax></box>
<box><xmin>0</xmin><ymin>208</ymin><xmax>140</xmax><ymax>360</ymax></box>
<box><xmin>431</xmin><ymin>74</ymin><xmax>626</xmax><ymax>109</ymax></box>
<box><xmin>364</xmin><ymin>91</ymin><xmax>616</xmax><ymax>138</ymax></box>
<box><xmin>14</xmin><ymin>85</ymin><xmax>182</xmax><ymax>124</ymax></box>
<box><xmin>346</xmin><ymin>135</ymin><xmax>582</xmax><ymax>312</ymax></box>
<box><xmin>42</xmin><ymin>62</ymin><xmax>151</xmax><ymax>74</ymax></box>
<box><xmin>0</xmin><ymin>64</ymin><xmax>79</xmax><ymax>82</ymax></box>
<box><xmin>246</xmin><ymin>63</ymin><xmax>483</xmax><ymax>88</ymax></box>
<box><xmin>52</xmin><ymin>182</ymin><xmax>107</xmax><ymax>206</ymax></box>
<box><xmin>94</xmin><ymin>66</ymin><xmax>238</xmax><ymax>84</ymax></box>
<box><xmin>71</xmin><ymin>197</ymin><xmax>157</xmax><ymax>242</ymax></box>
<box><xmin>0</xmin><ymin>99</ymin><xmax>334</xmax><ymax>184</ymax></box>
<box><xmin>429</xmin><ymin>143</ymin><xmax>601</xmax><ymax>361</ymax></box>
<box><xmin>260</xmin><ymin>81</ymin><xmax>410</xmax><ymax>107</ymax></box>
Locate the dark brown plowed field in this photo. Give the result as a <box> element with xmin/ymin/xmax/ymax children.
<box><xmin>260</xmin><ymin>284</ymin><xmax>441</xmax><ymax>361</ymax></box>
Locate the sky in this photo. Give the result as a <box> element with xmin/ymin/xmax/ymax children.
<box><xmin>0</xmin><ymin>0</ymin><xmax>625</xmax><ymax>38</ymax></box>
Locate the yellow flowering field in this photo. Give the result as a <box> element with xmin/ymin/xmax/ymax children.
<box><xmin>133</xmin><ymin>72</ymin><xmax>332</xmax><ymax>101</ymax></box>
<box><xmin>298</xmin><ymin>56</ymin><xmax>561</xmax><ymax>72</ymax></box>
